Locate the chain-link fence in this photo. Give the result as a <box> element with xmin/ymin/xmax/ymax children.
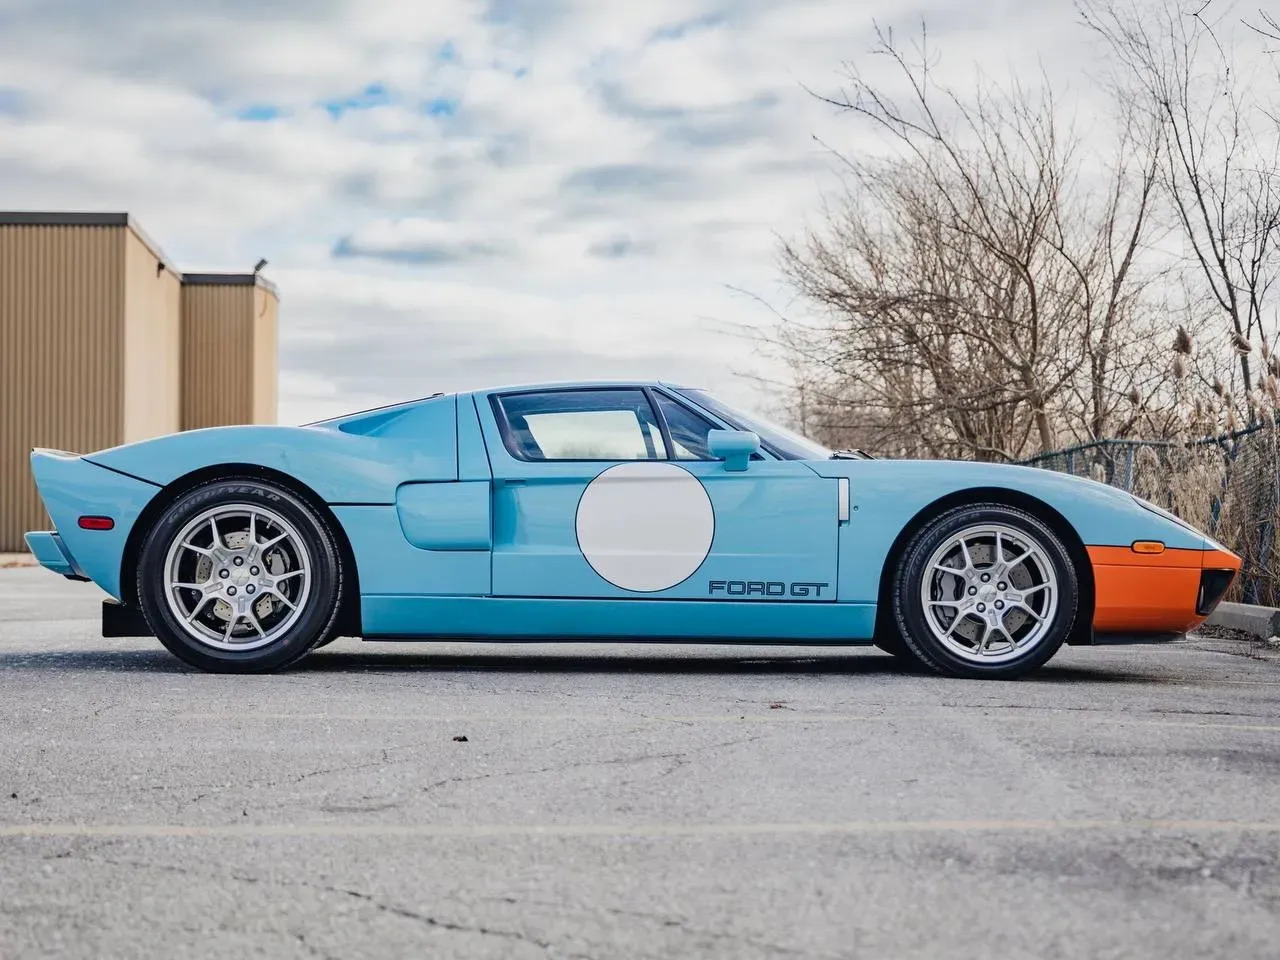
<box><xmin>1021</xmin><ymin>425</ymin><xmax>1280</xmax><ymax>606</ymax></box>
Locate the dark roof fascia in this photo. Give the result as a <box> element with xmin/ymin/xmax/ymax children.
<box><xmin>0</xmin><ymin>211</ymin><xmax>130</xmax><ymax>227</ymax></box>
<box><xmin>182</xmin><ymin>273</ymin><xmax>279</xmax><ymax>297</ymax></box>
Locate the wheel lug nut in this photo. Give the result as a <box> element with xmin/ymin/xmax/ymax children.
<box><xmin>219</xmin><ymin>569</ymin><xmax>229</xmax><ymax>579</ymax></box>
<box><xmin>980</xmin><ymin>573</ymin><xmax>990</xmax><ymax>582</ymax></box>
<box><xmin>246</xmin><ymin>584</ymin><xmax>255</xmax><ymax>595</ymax></box>
<box><xmin>976</xmin><ymin>603</ymin><xmax>986</xmax><ymax>613</ymax></box>
<box><xmin>233</xmin><ymin>557</ymin><xmax>244</xmax><ymax>566</ymax></box>
<box><xmin>997</xmin><ymin>582</ymin><xmax>1007</xmax><ymax>590</ymax></box>
<box><xmin>995</xmin><ymin>600</ymin><xmax>1004</xmax><ymax>610</ymax></box>
<box><xmin>226</xmin><ymin>586</ymin><xmax>237</xmax><ymax>596</ymax></box>
<box><xmin>968</xmin><ymin>586</ymin><xmax>977</xmax><ymax>595</ymax></box>
<box><xmin>250</xmin><ymin>566</ymin><xmax>259</xmax><ymax>575</ymax></box>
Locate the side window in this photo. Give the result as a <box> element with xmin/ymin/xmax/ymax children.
<box><xmin>495</xmin><ymin>389</ymin><xmax>665</xmax><ymax>461</ymax></box>
<box><xmin>654</xmin><ymin>392</ymin><xmax>717</xmax><ymax>460</ymax></box>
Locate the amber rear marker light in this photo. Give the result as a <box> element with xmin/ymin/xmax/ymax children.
<box><xmin>1131</xmin><ymin>540</ymin><xmax>1165</xmax><ymax>554</ymax></box>
<box><xmin>78</xmin><ymin>516</ymin><xmax>114</xmax><ymax>531</ymax></box>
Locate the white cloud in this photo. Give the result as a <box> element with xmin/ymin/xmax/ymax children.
<box><xmin>0</xmin><ymin>0</ymin><xmax>1138</xmax><ymax>423</ymax></box>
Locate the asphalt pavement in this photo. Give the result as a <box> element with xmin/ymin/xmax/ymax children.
<box><xmin>1</xmin><ymin>565</ymin><xmax>1279</xmax><ymax>959</ymax></box>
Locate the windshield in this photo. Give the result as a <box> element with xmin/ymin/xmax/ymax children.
<box><xmin>674</xmin><ymin>388</ymin><xmax>833</xmax><ymax>461</ymax></box>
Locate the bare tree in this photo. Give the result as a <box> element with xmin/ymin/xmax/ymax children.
<box><xmin>1081</xmin><ymin>0</ymin><xmax>1280</xmax><ymax>414</ymax></box>
<box><xmin>779</xmin><ymin>25</ymin><xmax>1167</xmax><ymax>460</ymax></box>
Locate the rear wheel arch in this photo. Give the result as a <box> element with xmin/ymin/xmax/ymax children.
<box><xmin>872</xmin><ymin>487</ymin><xmax>1094</xmax><ymax>647</ymax></box>
<box><xmin>120</xmin><ymin>464</ymin><xmax>361</xmax><ymax>637</ymax></box>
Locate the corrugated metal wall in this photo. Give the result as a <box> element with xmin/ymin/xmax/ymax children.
<box><xmin>180</xmin><ymin>284</ymin><xmax>257</xmax><ymax>430</ymax></box>
<box><xmin>0</xmin><ymin>225</ymin><xmax>125</xmax><ymax>551</ymax></box>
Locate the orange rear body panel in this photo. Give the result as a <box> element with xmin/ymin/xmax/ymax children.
<box><xmin>1088</xmin><ymin>545</ymin><xmax>1242</xmax><ymax>633</ymax></box>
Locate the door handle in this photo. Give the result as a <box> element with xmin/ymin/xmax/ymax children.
<box><xmin>498</xmin><ymin>478</ymin><xmax>527</xmax><ymax>486</ymax></box>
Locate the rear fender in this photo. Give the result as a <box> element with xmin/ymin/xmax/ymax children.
<box><xmin>30</xmin><ymin>450</ymin><xmax>161</xmax><ymax>599</ymax></box>
<box><xmin>83</xmin><ymin>395</ymin><xmax>461</xmax><ymax>503</ymax></box>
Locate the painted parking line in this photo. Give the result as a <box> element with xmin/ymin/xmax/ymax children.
<box><xmin>1</xmin><ymin>818</ymin><xmax>1279</xmax><ymax>840</ymax></box>
<box><xmin>171</xmin><ymin>711</ymin><xmax>1280</xmax><ymax>733</ymax></box>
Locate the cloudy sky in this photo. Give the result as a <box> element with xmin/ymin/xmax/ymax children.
<box><xmin>0</xmin><ymin>0</ymin><xmax>1090</xmax><ymax>424</ymax></box>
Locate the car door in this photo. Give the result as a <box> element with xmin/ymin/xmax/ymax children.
<box><xmin>479</xmin><ymin>386</ymin><xmax>840</xmax><ymax>601</ymax></box>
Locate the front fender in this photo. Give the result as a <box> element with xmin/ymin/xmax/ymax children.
<box><xmin>807</xmin><ymin>459</ymin><xmax>1213</xmax><ymax>603</ymax></box>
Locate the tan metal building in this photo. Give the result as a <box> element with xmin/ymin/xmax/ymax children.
<box><xmin>0</xmin><ymin>213</ymin><xmax>279</xmax><ymax>551</ymax></box>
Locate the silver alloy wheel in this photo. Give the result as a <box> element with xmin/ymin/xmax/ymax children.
<box><xmin>161</xmin><ymin>503</ymin><xmax>312</xmax><ymax>652</ymax></box>
<box><xmin>919</xmin><ymin>522</ymin><xmax>1058</xmax><ymax>664</ymax></box>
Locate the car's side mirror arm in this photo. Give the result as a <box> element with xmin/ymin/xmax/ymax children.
<box><xmin>706</xmin><ymin>430</ymin><xmax>761</xmax><ymax>472</ymax></box>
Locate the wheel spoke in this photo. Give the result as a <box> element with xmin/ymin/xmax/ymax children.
<box><xmin>171</xmin><ymin>581</ymin><xmax>208</xmax><ymax>591</ymax></box>
<box><xmin>183</xmin><ymin>595</ymin><xmax>212</xmax><ymax>623</ymax></box>
<box><xmin>265</xmin><ymin>587</ymin><xmax>296</xmax><ymax>610</ymax></box>
<box><xmin>1010</xmin><ymin>602</ymin><xmax>1044</xmax><ymax>622</ymax></box>
<box><xmin>261</xmin><ymin>532</ymin><xmax>288</xmax><ymax>550</ymax></box>
<box><xmin>245</xmin><ymin>608</ymin><xmax>266</xmax><ymax>638</ymax></box>
<box><xmin>222</xmin><ymin>613</ymin><xmax>239</xmax><ymax>643</ymax></box>
<box><xmin>974</xmin><ymin>621</ymin><xmax>992</xmax><ymax>654</ymax></box>
<box><xmin>1005</xmin><ymin>548</ymin><xmax>1034</xmax><ymax>571</ymax></box>
<box><xmin>957</xmin><ymin>539</ymin><xmax>974</xmax><ymax>572</ymax></box>
<box><xmin>274</xmin><ymin>569</ymin><xmax>305</xmax><ymax>584</ymax></box>
<box><xmin>181</xmin><ymin>541</ymin><xmax>213</xmax><ymax>557</ymax></box>
<box><xmin>993</xmin><ymin>623</ymin><xmax>1016</xmax><ymax>651</ymax></box>
<box><xmin>208</xmin><ymin>516</ymin><xmax>223</xmax><ymax>551</ymax></box>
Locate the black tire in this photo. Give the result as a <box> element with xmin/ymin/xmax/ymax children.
<box><xmin>891</xmin><ymin>503</ymin><xmax>1078</xmax><ymax>680</ymax></box>
<box><xmin>136</xmin><ymin>479</ymin><xmax>344</xmax><ymax>673</ymax></box>
<box><xmin>312</xmin><ymin>628</ymin><xmax>344</xmax><ymax>649</ymax></box>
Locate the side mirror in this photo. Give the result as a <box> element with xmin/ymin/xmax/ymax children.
<box><xmin>707</xmin><ymin>429</ymin><xmax>760</xmax><ymax>472</ymax></box>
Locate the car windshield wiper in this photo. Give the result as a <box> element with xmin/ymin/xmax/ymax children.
<box><xmin>829</xmin><ymin>449</ymin><xmax>876</xmax><ymax>460</ymax></box>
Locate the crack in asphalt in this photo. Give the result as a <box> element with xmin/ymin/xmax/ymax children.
<box><xmin>293</xmin><ymin>931</ymin><xmax>342</xmax><ymax>960</ymax></box>
<box><xmin>420</xmin><ymin>733</ymin><xmax>769</xmax><ymax>796</ymax></box>
<box><xmin>178</xmin><ymin>739</ymin><xmax>441</xmax><ymax>812</ymax></box>
<box><xmin>63</xmin><ymin>854</ymin><xmax>581</xmax><ymax>957</ymax></box>
<box><xmin>481</xmin><ymin>894</ymin><xmax>833</xmax><ymax>959</ymax></box>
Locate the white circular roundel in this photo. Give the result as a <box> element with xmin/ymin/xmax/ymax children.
<box><xmin>575</xmin><ymin>462</ymin><xmax>714</xmax><ymax>593</ymax></box>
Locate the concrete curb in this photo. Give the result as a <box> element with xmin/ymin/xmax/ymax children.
<box><xmin>0</xmin><ymin>553</ymin><xmax>35</xmax><ymax>569</ymax></box>
<box><xmin>1204</xmin><ymin>601</ymin><xmax>1280</xmax><ymax>639</ymax></box>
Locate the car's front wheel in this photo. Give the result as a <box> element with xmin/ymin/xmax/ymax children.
<box><xmin>891</xmin><ymin>503</ymin><xmax>1078</xmax><ymax>679</ymax></box>
<box><xmin>137</xmin><ymin>479</ymin><xmax>344</xmax><ymax>673</ymax></box>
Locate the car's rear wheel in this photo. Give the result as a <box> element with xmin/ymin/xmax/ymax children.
<box><xmin>137</xmin><ymin>479</ymin><xmax>343</xmax><ymax>673</ymax></box>
<box><xmin>891</xmin><ymin>503</ymin><xmax>1078</xmax><ymax>679</ymax></box>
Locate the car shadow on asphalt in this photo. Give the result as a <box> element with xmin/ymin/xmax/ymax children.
<box><xmin>0</xmin><ymin>646</ymin><xmax>1172</xmax><ymax>683</ymax></box>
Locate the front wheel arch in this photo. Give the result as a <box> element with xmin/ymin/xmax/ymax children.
<box><xmin>872</xmin><ymin>487</ymin><xmax>1094</xmax><ymax>648</ymax></box>
<box><xmin>120</xmin><ymin>464</ymin><xmax>361</xmax><ymax>638</ymax></box>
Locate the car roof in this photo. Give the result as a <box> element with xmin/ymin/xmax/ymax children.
<box><xmin>464</xmin><ymin>379</ymin><xmax>702</xmax><ymax>396</ymax></box>
<box><xmin>309</xmin><ymin>381</ymin><xmax>708</xmax><ymax>427</ymax></box>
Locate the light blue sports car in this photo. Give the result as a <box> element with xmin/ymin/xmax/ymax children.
<box><xmin>25</xmin><ymin>380</ymin><xmax>1240</xmax><ymax>678</ymax></box>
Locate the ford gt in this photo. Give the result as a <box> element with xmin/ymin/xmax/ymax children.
<box><xmin>24</xmin><ymin>380</ymin><xmax>1240</xmax><ymax>678</ymax></box>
